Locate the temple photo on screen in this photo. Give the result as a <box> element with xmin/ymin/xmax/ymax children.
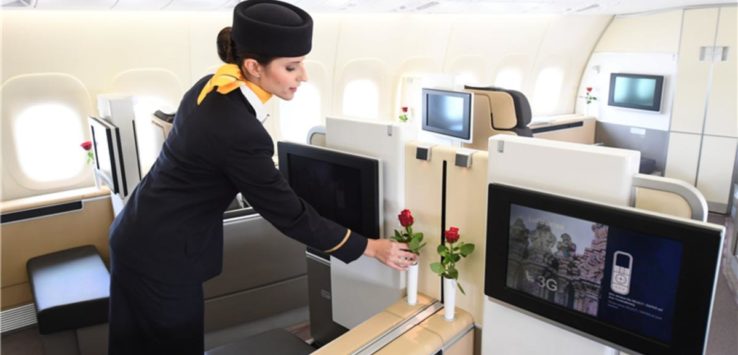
<box><xmin>506</xmin><ymin>204</ymin><xmax>609</xmax><ymax>317</ymax></box>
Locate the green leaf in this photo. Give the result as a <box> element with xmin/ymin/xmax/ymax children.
<box><xmin>437</xmin><ymin>244</ymin><xmax>448</xmax><ymax>254</ymax></box>
<box><xmin>457</xmin><ymin>282</ymin><xmax>466</xmax><ymax>295</ymax></box>
<box><xmin>459</xmin><ymin>243</ymin><xmax>475</xmax><ymax>257</ymax></box>
<box><xmin>393</xmin><ymin>230</ymin><xmax>401</xmax><ymax>240</ymax></box>
<box><xmin>430</xmin><ymin>262</ymin><xmax>444</xmax><ymax>275</ymax></box>
<box><xmin>448</xmin><ymin>268</ymin><xmax>458</xmax><ymax>279</ymax></box>
<box><xmin>451</xmin><ymin>254</ymin><xmax>461</xmax><ymax>262</ymax></box>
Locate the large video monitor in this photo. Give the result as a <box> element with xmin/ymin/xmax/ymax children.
<box><xmin>485</xmin><ymin>183</ymin><xmax>723</xmax><ymax>355</ymax></box>
<box><xmin>421</xmin><ymin>88</ymin><xmax>474</xmax><ymax>143</ymax></box>
<box><xmin>607</xmin><ymin>73</ymin><xmax>664</xmax><ymax>112</ymax></box>
<box><xmin>277</xmin><ymin>141</ymin><xmax>382</xmax><ymax>246</ymax></box>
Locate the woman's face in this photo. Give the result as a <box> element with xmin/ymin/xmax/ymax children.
<box><xmin>257</xmin><ymin>56</ymin><xmax>308</xmax><ymax>100</ymax></box>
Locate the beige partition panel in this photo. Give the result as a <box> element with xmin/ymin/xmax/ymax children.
<box><xmin>377</xmin><ymin>307</ymin><xmax>474</xmax><ymax>355</ymax></box>
<box><xmin>444</xmin><ymin>149</ymin><xmax>489</xmax><ymax>324</ymax></box>
<box><xmin>404</xmin><ymin>143</ymin><xmax>489</xmax><ymax>324</ymax></box>
<box><xmin>404</xmin><ymin>142</ymin><xmax>445</xmax><ymax>301</ymax></box>
<box><xmin>0</xmin><ymin>188</ymin><xmax>113</xmax><ymax>309</ymax></box>
<box><xmin>313</xmin><ymin>294</ymin><xmax>438</xmax><ymax>355</ymax></box>
<box><xmin>531</xmin><ymin>116</ymin><xmax>596</xmax><ymax>144</ymax></box>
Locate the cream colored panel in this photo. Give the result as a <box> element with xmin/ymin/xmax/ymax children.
<box><xmin>333</xmin><ymin>14</ymin><xmax>452</xmax><ymax>69</ymax></box>
<box><xmin>445</xmin><ymin>149</ymin><xmax>489</xmax><ymax>324</ymax></box>
<box><xmin>532</xmin><ymin>16</ymin><xmax>611</xmax><ymax>115</ymax></box>
<box><xmin>705</xmin><ymin>7</ymin><xmax>738</xmax><ymax>138</ymax></box>
<box><xmin>595</xmin><ymin>11</ymin><xmax>682</xmax><ymax>53</ymax></box>
<box><xmin>313</xmin><ymin>312</ymin><xmax>402</xmax><ymax>355</ymax></box>
<box><xmin>188</xmin><ymin>12</ymin><xmax>231</xmax><ymax>81</ymax></box>
<box><xmin>404</xmin><ymin>142</ymin><xmax>444</xmax><ymax>301</ymax></box>
<box><xmin>1</xmin><ymin>192</ymin><xmax>113</xmax><ymax>309</ymax></box>
<box><xmin>634</xmin><ymin>188</ymin><xmax>692</xmax><ymax>219</ymax></box>
<box><xmin>109</xmin><ymin>68</ymin><xmax>183</xmax><ymax>106</ymax></box>
<box><xmin>696</xmin><ymin>136</ymin><xmax>738</xmax><ymax>207</ymax></box>
<box><xmin>532</xmin><ymin>117</ymin><xmax>596</xmax><ymax>144</ymax></box>
<box><xmin>419</xmin><ymin>308</ymin><xmax>474</xmax><ymax>345</ymax></box>
<box><xmin>384</xmin><ymin>293</ymin><xmax>436</xmax><ymax>319</ymax></box>
<box><xmin>375</xmin><ymin>326</ymin><xmax>443</xmax><ymax>355</ymax></box>
<box><xmin>671</xmin><ymin>8</ymin><xmax>718</xmax><ymax>134</ymax></box>
<box><xmin>664</xmin><ymin>132</ymin><xmax>701</xmax><ymax>185</ymax></box>
<box><xmin>2</xmin><ymin>11</ymin><xmax>192</xmax><ymax>97</ymax></box>
<box><xmin>444</xmin><ymin>330</ymin><xmax>474</xmax><ymax>355</ymax></box>
<box><xmin>446</xmin><ymin>15</ymin><xmax>549</xmax><ymax>72</ymax></box>
<box><xmin>465</xmin><ymin>89</ymin><xmax>518</xmax><ymax>151</ymax></box>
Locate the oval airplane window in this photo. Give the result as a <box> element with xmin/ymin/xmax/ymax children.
<box><xmin>495</xmin><ymin>68</ymin><xmax>523</xmax><ymax>91</ymax></box>
<box><xmin>342</xmin><ymin>79</ymin><xmax>379</xmax><ymax>120</ymax></box>
<box><xmin>533</xmin><ymin>67</ymin><xmax>564</xmax><ymax>114</ymax></box>
<box><xmin>14</xmin><ymin>103</ymin><xmax>85</xmax><ymax>182</ymax></box>
<box><xmin>280</xmin><ymin>82</ymin><xmax>321</xmax><ymax>143</ymax></box>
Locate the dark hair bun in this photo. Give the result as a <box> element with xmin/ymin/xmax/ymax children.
<box><xmin>217</xmin><ymin>27</ymin><xmax>235</xmax><ymax>63</ymax></box>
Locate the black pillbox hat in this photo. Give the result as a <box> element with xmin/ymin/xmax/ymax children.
<box><xmin>231</xmin><ymin>0</ymin><xmax>313</xmax><ymax>57</ymax></box>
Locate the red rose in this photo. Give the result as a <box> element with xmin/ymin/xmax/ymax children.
<box><xmin>586</xmin><ymin>87</ymin><xmax>593</xmax><ymax>93</ymax></box>
<box><xmin>445</xmin><ymin>226</ymin><xmax>460</xmax><ymax>243</ymax></box>
<box><xmin>398</xmin><ymin>209</ymin><xmax>414</xmax><ymax>227</ymax></box>
<box><xmin>401</xmin><ymin>106</ymin><xmax>408</xmax><ymax>113</ymax></box>
<box><xmin>81</xmin><ymin>141</ymin><xmax>92</xmax><ymax>151</ymax></box>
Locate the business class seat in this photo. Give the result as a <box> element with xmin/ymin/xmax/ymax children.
<box><xmin>463</xmin><ymin>85</ymin><xmax>533</xmax><ymax>151</ymax></box>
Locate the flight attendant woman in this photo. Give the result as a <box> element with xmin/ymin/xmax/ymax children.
<box><xmin>107</xmin><ymin>1</ymin><xmax>417</xmax><ymax>353</ymax></box>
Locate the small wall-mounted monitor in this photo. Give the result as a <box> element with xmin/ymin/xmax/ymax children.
<box><xmin>421</xmin><ymin>88</ymin><xmax>474</xmax><ymax>143</ymax></box>
<box><xmin>607</xmin><ymin>73</ymin><xmax>664</xmax><ymax>112</ymax></box>
<box><xmin>88</xmin><ymin>116</ymin><xmax>122</xmax><ymax>195</ymax></box>
<box><xmin>277</xmin><ymin>141</ymin><xmax>382</xmax><ymax>247</ymax></box>
<box><xmin>486</xmin><ymin>183</ymin><xmax>723</xmax><ymax>355</ymax></box>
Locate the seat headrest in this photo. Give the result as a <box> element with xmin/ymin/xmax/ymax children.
<box><xmin>464</xmin><ymin>85</ymin><xmax>532</xmax><ymax>128</ymax></box>
<box><xmin>505</xmin><ymin>89</ymin><xmax>532</xmax><ymax>128</ymax></box>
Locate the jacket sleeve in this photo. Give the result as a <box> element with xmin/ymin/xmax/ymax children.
<box><xmin>222</xmin><ymin>126</ymin><xmax>367</xmax><ymax>264</ymax></box>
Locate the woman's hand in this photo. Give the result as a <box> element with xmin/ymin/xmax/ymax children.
<box><xmin>364</xmin><ymin>238</ymin><xmax>418</xmax><ymax>271</ymax></box>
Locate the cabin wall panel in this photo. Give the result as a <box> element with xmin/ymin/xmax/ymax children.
<box><xmin>594</xmin><ymin>10</ymin><xmax>682</xmax><ymax>53</ymax></box>
<box><xmin>0</xmin><ymin>194</ymin><xmax>113</xmax><ymax>309</ymax></box>
<box><xmin>534</xmin><ymin>16</ymin><xmax>611</xmax><ymax>115</ymax></box>
<box><xmin>670</xmin><ymin>8</ymin><xmax>719</xmax><ymax>134</ymax></box>
<box><xmin>1</xmin><ymin>11</ymin><xmax>192</xmax><ymax>102</ymax></box>
<box><xmin>705</xmin><ymin>6</ymin><xmax>738</xmax><ymax>137</ymax></box>
<box><xmin>188</xmin><ymin>12</ymin><xmax>231</xmax><ymax>82</ymax></box>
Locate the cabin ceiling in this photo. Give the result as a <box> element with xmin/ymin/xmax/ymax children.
<box><xmin>1</xmin><ymin>0</ymin><xmax>735</xmax><ymax>14</ymax></box>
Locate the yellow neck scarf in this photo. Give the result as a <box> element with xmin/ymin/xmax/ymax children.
<box><xmin>197</xmin><ymin>64</ymin><xmax>272</xmax><ymax>105</ymax></box>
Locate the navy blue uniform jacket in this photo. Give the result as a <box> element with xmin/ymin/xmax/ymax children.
<box><xmin>109</xmin><ymin>75</ymin><xmax>367</xmax><ymax>284</ymax></box>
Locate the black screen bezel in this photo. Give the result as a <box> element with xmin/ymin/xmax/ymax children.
<box><xmin>485</xmin><ymin>183</ymin><xmax>722</xmax><ymax>355</ymax></box>
<box><xmin>607</xmin><ymin>73</ymin><xmax>665</xmax><ymax>112</ymax></box>
<box><xmin>88</xmin><ymin>116</ymin><xmax>120</xmax><ymax>194</ymax></box>
<box><xmin>421</xmin><ymin>88</ymin><xmax>473</xmax><ymax>142</ymax></box>
<box><xmin>277</xmin><ymin>141</ymin><xmax>381</xmax><ymax>239</ymax></box>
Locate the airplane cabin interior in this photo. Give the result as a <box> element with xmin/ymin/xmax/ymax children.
<box><xmin>1</xmin><ymin>0</ymin><xmax>737</xmax><ymax>354</ymax></box>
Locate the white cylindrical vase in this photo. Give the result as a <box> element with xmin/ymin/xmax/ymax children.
<box><xmin>407</xmin><ymin>263</ymin><xmax>419</xmax><ymax>305</ymax></box>
<box><xmin>443</xmin><ymin>277</ymin><xmax>456</xmax><ymax>320</ymax></box>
